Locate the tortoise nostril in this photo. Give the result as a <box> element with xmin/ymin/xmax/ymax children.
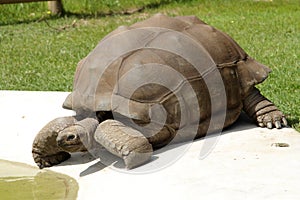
<box><xmin>67</xmin><ymin>134</ymin><xmax>76</xmax><ymax>141</ymax></box>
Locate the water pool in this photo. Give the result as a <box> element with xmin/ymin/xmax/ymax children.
<box><xmin>0</xmin><ymin>159</ymin><xmax>78</xmax><ymax>199</ymax></box>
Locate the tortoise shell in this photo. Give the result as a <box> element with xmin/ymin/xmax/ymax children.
<box><xmin>63</xmin><ymin>14</ymin><xmax>271</xmax><ymax>141</ymax></box>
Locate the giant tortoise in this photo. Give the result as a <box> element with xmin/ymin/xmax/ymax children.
<box><xmin>32</xmin><ymin>14</ymin><xmax>287</xmax><ymax>169</ymax></box>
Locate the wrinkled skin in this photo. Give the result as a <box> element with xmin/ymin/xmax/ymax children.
<box><xmin>243</xmin><ymin>88</ymin><xmax>288</xmax><ymax>129</ymax></box>
<box><xmin>33</xmin><ymin>116</ymin><xmax>153</xmax><ymax>169</ymax></box>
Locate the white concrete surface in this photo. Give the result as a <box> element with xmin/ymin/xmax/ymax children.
<box><xmin>0</xmin><ymin>90</ymin><xmax>299</xmax><ymax>200</ymax></box>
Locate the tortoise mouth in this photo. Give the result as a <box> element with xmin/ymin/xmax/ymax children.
<box><xmin>57</xmin><ymin>142</ymin><xmax>87</xmax><ymax>152</ymax></box>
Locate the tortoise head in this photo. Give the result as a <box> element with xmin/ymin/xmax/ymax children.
<box><xmin>56</xmin><ymin>125</ymin><xmax>89</xmax><ymax>152</ymax></box>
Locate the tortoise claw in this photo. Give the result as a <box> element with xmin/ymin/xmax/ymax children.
<box><xmin>266</xmin><ymin>122</ymin><xmax>273</xmax><ymax>129</ymax></box>
<box><xmin>282</xmin><ymin>117</ymin><xmax>288</xmax><ymax>127</ymax></box>
<box><xmin>258</xmin><ymin>122</ymin><xmax>264</xmax><ymax>128</ymax></box>
<box><xmin>262</xmin><ymin>115</ymin><xmax>272</xmax><ymax>129</ymax></box>
<box><xmin>256</xmin><ymin>110</ymin><xmax>287</xmax><ymax>129</ymax></box>
<box><xmin>274</xmin><ymin>121</ymin><xmax>281</xmax><ymax>129</ymax></box>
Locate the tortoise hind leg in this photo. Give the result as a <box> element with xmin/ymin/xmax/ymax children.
<box><xmin>243</xmin><ymin>87</ymin><xmax>288</xmax><ymax>129</ymax></box>
<box><xmin>94</xmin><ymin>120</ymin><xmax>153</xmax><ymax>169</ymax></box>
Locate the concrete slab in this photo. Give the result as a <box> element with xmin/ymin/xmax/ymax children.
<box><xmin>0</xmin><ymin>90</ymin><xmax>299</xmax><ymax>200</ymax></box>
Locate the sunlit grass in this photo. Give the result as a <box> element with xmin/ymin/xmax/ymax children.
<box><xmin>0</xmin><ymin>0</ymin><xmax>299</xmax><ymax>130</ymax></box>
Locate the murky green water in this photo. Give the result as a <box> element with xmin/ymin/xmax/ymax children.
<box><xmin>0</xmin><ymin>159</ymin><xmax>78</xmax><ymax>200</ymax></box>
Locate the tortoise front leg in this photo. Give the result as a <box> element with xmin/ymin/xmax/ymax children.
<box><xmin>94</xmin><ymin>120</ymin><xmax>153</xmax><ymax>169</ymax></box>
<box><xmin>243</xmin><ymin>87</ymin><xmax>288</xmax><ymax>129</ymax></box>
<box><xmin>32</xmin><ymin>116</ymin><xmax>78</xmax><ymax>169</ymax></box>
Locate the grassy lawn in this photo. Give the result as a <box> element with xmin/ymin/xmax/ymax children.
<box><xmin>0</xmin><ymin>0</ymin><xmax>299</xmax><ymax>130</ymax></box>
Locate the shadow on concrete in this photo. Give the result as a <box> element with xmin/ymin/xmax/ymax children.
<box><xmin>57</xmin><ymin>112</ymin><xmax>259</xmax><ymax>176</ymax></box>
<box><xmin>223</xmin><ymin>112</ymin><xmax>256</xmax><ymax>132</ymax></box>
<box><xmin>57</xmin><ymin>152</ymin><xmax>97</xmax><ymax>167</ymax></box>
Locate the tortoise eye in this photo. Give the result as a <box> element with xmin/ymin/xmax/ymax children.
<box><xmin>67</xmin><ymin>134</ymin><xmax>76</xmax><ymax>141</ymax></box>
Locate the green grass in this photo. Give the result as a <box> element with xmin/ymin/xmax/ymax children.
<box><xmin>0</xmin><ymin>0</ymin><xmax>299</xmax><ymax>130</ymax></box>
